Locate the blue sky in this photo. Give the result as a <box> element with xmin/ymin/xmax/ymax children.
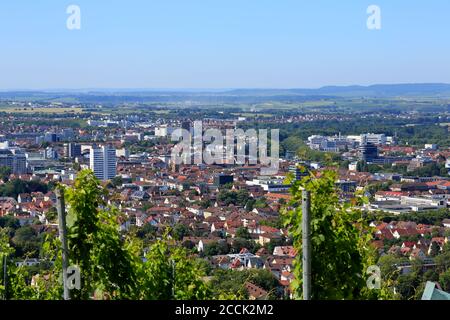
<box><xmin>0</xmin><ymin>0</ymin><xmax>449</xmax><ymax>89</ymax></box>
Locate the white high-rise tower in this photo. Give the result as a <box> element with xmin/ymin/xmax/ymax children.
<box><xmin>90</xmin><ymin>145</ymin><xmax>117</xmax><ymax>181</ymax></box>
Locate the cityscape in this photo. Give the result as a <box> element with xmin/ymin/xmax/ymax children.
<box><xmin>0</xmin><ymin>1</ymin><xmax>449</xmax><ymax>313</ymax></box>
<box><xmin>0</xmin><ymin>89</ymin><xmax>449</xmax><ymax>301</ymax></box>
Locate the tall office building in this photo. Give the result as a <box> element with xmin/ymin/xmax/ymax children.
<box><xmin>61</xmin><ymin>128</ymin><xmax>75</xmax><ymax>140</ymax></box>
<box><xmin>44</xmin><ymin>132</ymin><xmax>58</xmax><ymax>143</ymax></box>
<box><xmin>0</xmin><ymin>149</ymin><xmax>27</xmax><ymax>174</ymax></box>
<box><xmin>45</xmin><ymin>147</ymin><xmax>58</xmax><ymax>160</ymax></box>
<box><xmin>13</xmin><ymin>152</ymin><xmax>27</xmax><ymax>174</ymax></box>
<box><xmin>90</xmin><ymin>145</ymin><xmax>117</xmax><ymax>181</ymax></box>
<box><xmin>64</xmin><ymin>143</ymin><xmax>82</xmax><ymax>159</ymax></box>
<box><xmin>359</xmin><ymin>142</ymin><xmax>379</xmax><ymax>163</ymax></box>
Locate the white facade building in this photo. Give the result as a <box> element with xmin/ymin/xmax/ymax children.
<box><xmin>246</xmin><ymin>176</ymin><xmax>290</xmax><ymax>192</ymax></box>
<box><xmin>360</xmin><ymin>133</ymin><xmax>387</xmax><ymax>145</ymax></box>
<box><xmin>155</xmin><ymin>125</ymin><xmax>175</xmax><ymax>137</ymax></box>
<box><xmin>90</xmin><ymin>145</ymin><xmax>117</xmax><ymax>181</ymax></box>
<box><xmin>116</xmin><ymin>148</ymin><xmax>130</xmax><ymax>159</ymax></box>
<box><xmin>424</xmin><ymin>144</ymin><xmax>438</xmax><ymax>150</ymax></box>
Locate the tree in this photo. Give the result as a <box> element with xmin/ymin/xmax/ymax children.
<box><xmin>198</xmin><ymin>199</ymin><xmax>212</xmax><ymax>209</ymax></box>
<box><xmin>0</xmin><ymin>179</ymin><xmax>48</xmax><ymax>199</ymax></box>
<box><xmin>235</xmin><ymin>227</ymin><xmax>251</xmax><ymax>240</ymax></box>
<box><xmin>0</xmin><ymin>166</ymin><xmax>11</xmax><ymax>182</ymax></box>
<box><xmin>435</xmin><ymin>251</ymin><xmax>450</xmax><ymax>273</ymax></box>
<box><xmin>378</xmin><ymin>254</ymin><xmax>406</xmax><ymax>282</ymax></box>
<box><xmin>111</xmin><ymin>176</ymin><xmax>123</xmax><ymax>187</ymax></box>
<box><xmin>218</xmin><ymin>189</ymin><xmax>250</xmax><ymax>207</ymax></box>
<box><xmin>208</xmin><ymin>269</ymin><xmax>247</xmax><ymax>299</ymax></box>
<box><xmin>140</xmin><ymin>239</ymin><xmax>210</xmax><ymax>299</ymax></box>
<box><xmin>141</xmin><ymin>202</ymin><xmax>153</xmax><ymax>212</ymax></box>
<box><xmin>1</xmin><ymin>169</ymin><xmax>236</xmax><ymax>300</ymax></box>
<box><xmin>136</xmin><ymin>223</ymin><xmax>157</xmax><ymax>239</ymax></box>
<box><xmin>340</xmin><ymin>160</ymin><xmax>351</xmax><ymax>170</ymax></box>
<box><xmin>189</xmin><ymin>190</ymin><xmax>199</xmax><ymax>197</ymax></box>
<box><xmin>0</xmin><ymin>227</ymin><xmax>61</xmax><ymax>300</ymax></box>
<box><xmin>253</xmin><ymin>198</ymin><xmax>268</xmax><ymax>209</ymax></box>
<box><xmin>357</xmin><ymin>161</ymin><xmax>369</xmax><ymax>173</ymax></box>
<box><xmin>73</xmin><ymin>162</ymin><xmax>81</xmax><ymax>171</ymax></box>
<box><xmin>429</xmin><ymin>241</ymin><xmax>440</xmax><ymax>257</ymax></box>
<box><xmin>423</xmin><ymin>270</ymin><xmax>439</xmax><ymax>283</ymax></box>
<box><xmin>172</xmin><ymin>223</ymin><xmax>190</xmax><ymax>241</ymax></box>
<box><xmin>439</xmin><ymin>269</ymin><xmax>450</xmax><ymax>292</ymax></box>
<box><xmin>245</xmin><ymin>199</ymin><xmax>255</xmax><ymax>211</ymax></box>
<box><xmin>11</xmin><ymin>226</ymin><xmax>40</xmax><ymax>258</ymax></box>
<box><xmin>230</xmin><ymin>238</ymin><xmax>260</xmax><ymax>254</ymax></box>
<box><xmin>45</xmin><ymin>207</ymin><xmax>58</xmax><ymax>223</ymax></box>
<box><xmin>182</xmin><ymin>182</ymin><xmax>191</xmax><ymax>191</ymax></box>
<box><xmin>0</xmin><ymin>216</ymin><xmax>20</xmax><ymax>230</ymax></box>
<box><xmin>0</xmin><ymin>228</ymin><xmax>14</xmax><ymax>299</ymax></box>
<box><xmin>396</xmin><ymin>272</ymin><xmax>421</xmax><ymax>300</ymax></box>
<box><xmin>203</xmin><ymin>242</ymin><xmax>220</xmax><ymax>256</ymax></box>
<box><xmin>409</xmin><ymin>162</ymin><xmax>445</xmax><ymax>177</ymax></box>
<box><xmin>283</xmin><ymin>170</ymin><xmax>377</xmax><ymax>300</ymax></box>
<box><xmin>282</xmin><ymin>136</ymin><xmax>305</xmax><ymax>156</ymax></box>
<box><xmin>209</xmin><ymin>269</ymin><xmax>280</xmax><ymax>299</ymax></box>
<box><xmin>203</xmin><ymin>241</ymin><xmax>230</xmax><ymax>256</ymax></box>
<box><xmin>236</xmin><ymin>189</ymin><xmax>250</xmax><ymax>206</ymax></box>
<box><xmin>65</xmin><ymin>170</ymin><xmax>139</xmax><ymax>299</ymax></box>
<box><xmin>182</xmin><ymin>240</ymin><xmax>196</xmax><ymax>250</ymax></box>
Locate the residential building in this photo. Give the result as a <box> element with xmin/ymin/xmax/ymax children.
<box><xmin>155</xmin><ymin>125</ymin><xmax>175</xmax><ymax>137</ymax></box>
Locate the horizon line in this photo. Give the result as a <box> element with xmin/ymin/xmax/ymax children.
<box><xmin>1</xmin><ymin>82</ymin><xmax>450</xmax><ymax>93</ymax></box>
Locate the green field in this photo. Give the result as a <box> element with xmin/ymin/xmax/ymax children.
<box><xmin>0</xmin><ymin>106</ymin><xmax>84</xmax><ymax>114</ymax></box>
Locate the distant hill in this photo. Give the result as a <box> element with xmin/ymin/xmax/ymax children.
<box><xmin>1</xmin><ymin>84</ymin><xmax>450</xmax><ymax>104</ymax></box>
<box><xmin>225</xmin><ymin>83</ymin><xmax>450</xmax><ymax>97</ymax></box>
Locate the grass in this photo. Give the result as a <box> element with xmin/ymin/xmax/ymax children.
<box><xmin>232</xmin><ymin>112</ymin><xmax>273</xmax><ymax>118</ymax></box>
<box><xmin>0</xmin><ymin>106</ymin><xmax>84</xmax><ymax>114</ymax></box>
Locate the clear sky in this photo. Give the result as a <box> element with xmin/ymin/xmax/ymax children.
<box><xmin>0</xmin><ymin>0</ymin><xmax>449</xmax><ymax>90</ymax></box>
